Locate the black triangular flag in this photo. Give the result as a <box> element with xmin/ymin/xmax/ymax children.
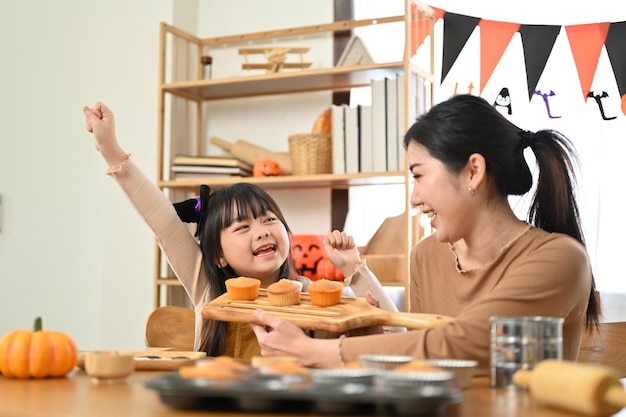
<box><xmin>441</xmin><ymin>13</ymin><xmax>481</xmax><ymax>83</ymax></box>
<box><xmin>519</xmin><ymin>25</ymin><xmax>561</xmax><ymax>100</ymax></box>
<box><xmin>605</xmin><ymin>21</ymin><xmax>626</xmax><ymax>97</ymax></box>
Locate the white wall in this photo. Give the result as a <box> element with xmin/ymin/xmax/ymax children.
<box><xmin>0</xmin><ymin>0</ymin><xmax>173</xmax><ymax>349</ymax></box>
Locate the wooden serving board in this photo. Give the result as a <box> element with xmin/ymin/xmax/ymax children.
<box><xmin>202</xmin><ymin>289</ymin><xmax>453</xmax><ymax>333</ymax></box>
<box><xmin>77</xmin><ymin>350</ymin><xmax>207</xmax><ymax>371</ymax></box>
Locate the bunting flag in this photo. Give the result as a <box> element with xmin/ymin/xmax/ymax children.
<box><xmin>518</xmin><ymin>25</ymin><xmax>561</xmax><ymax>100</ymax></box>
<box><xmin>605</xmin><ymin>21</ymin><xmax>626</xmax><ymax>98</ymax></box>
<box><xmin>441</xmin><ymin>13</ymin><xmax>481</xmax><ymax>83</ymax></box>
<box><xmin>408</xmin><ymin>5</ymin><xmax>444</xmax><ymax>58</ymax></box>
<box><xmin>430</xmin><ymin>8</ymin><xmax>626</xmax><ymax>106</ymax></box>
<box><xmin>565</xmin><ymin>23</ymin><xmax>610</xmax><ymax>102</ymax></box>
<box><xmin>478</xmin><ymin>20</ymin><xmax>521</xmax><ymax>94</ymax></box>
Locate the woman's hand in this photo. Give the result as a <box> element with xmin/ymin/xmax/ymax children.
<box><xmin>250</xmin><ymin>309</ymin><xmax>343</xmax><ymax>368</ymax></box>
<box><xmin>322</xmin><ymin>230</ymin><xmax>361</xmax><ymax>278</ymax></box>
<box><xmin>83</xmin><ymin>102</ymin><xmax>128</xmax><ymax>167</ymax></box>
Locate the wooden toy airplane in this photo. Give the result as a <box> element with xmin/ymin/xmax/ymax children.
<box><xmin>239</xmin><ymin>47</ymin><xmax>311</xmax><ymax>73</ymax></box>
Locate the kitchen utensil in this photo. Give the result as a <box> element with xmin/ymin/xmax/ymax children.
<box><xmin>210</xmin><ymin>136</ymin><xmax>292</xmax><ymax>174</ymax></box>
<box><xmin>490</xmin><ymin>316</ymin><xmax>563</xmax><ymax>387</ymax></box>
<box><xmin>513</xmin><ymin>360</ymin><xmax>626</xmax><ymax>416</ymax></box>
<box><xmin>202</xmin><ymin>289</ymin><xmax>453</xmax><ymax>333</ymax></box>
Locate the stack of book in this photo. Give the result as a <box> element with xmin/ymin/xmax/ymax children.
<box><xmin>172</xmin><ymin>154</ymin><xmax>253</xmax><ymax>177</ymax></box>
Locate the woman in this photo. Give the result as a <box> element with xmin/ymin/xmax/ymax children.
<box><xmin>251</xmin><ymin>94</ymin><xmax>601</xmax><ymax>374</ymax></box>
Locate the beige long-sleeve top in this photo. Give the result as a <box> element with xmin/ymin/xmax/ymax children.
<box><xmin>340</xmin><ymin>227</ymin><xmax>593</xmax><ymax>375</ymax></box>
<box><xmin>107</xmin><ymin>157</ymin><xmax>397</xmax><ymax>357</ymax></box>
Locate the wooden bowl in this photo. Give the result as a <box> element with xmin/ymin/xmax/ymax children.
<box><xmin>84</xmin><ymin>351</ymin><xmax>134</xmax><ymax>384</ymax></box>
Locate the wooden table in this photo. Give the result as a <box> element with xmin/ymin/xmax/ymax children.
<box><xmin>0</xmin><ymin>370</ymin><xmax>625</xmax><ymax>417</ymax></box>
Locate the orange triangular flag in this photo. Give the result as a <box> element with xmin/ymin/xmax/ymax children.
<box><xmin>565</xmin><ymin>22</ymin><xmax>610</xmax><ymax>101</ymax></box>
<box><xmin>478</xmin><ymin>20</ymin><xmax>521</xmax><ymax>93</ymax></box>
<box><xmin>408</xmin><ymin>5</ymin><xmax>445</xmax><ymax>58</ymax></box>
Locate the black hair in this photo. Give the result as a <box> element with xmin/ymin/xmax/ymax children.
<box><xmin>404</xmin><ymin>94</ymin><xmax>600</xmax><ymax>327</ymax></box>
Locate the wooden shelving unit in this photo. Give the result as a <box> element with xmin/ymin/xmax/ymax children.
<box><xmin>154</xmin><ymin>1</ymin><xmax>435</xmax><ymax>310</ymax></box>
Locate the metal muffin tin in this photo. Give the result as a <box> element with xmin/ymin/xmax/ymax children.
<box><xmin>146</xmin><ymin>369</ymin><xmax>461</xmax><ymax>416</ymax></box>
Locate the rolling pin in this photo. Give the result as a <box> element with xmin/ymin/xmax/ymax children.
<box><xmin>513</xmin><ymin>360</ymin><xmax>626</xmax><ymax>416</ymax></box>
<box><xmin>210</xmin><ymin>137</ymin><xmax>292</xmax><ymax>174</ymax></box>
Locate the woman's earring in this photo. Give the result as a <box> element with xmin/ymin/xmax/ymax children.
<box><xmin>468</xmin><ymin>186</ymin><xmax>477</xmax><ymax>196</ymax></box>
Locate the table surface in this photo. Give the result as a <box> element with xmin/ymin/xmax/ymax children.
<box><xmin>1</xmin><ymin>369</ymin><xmax>625</xmax><ymax>417</ymax></box>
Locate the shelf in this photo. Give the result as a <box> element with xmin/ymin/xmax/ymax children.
<box><xmin>159</xmin><ymin>171</ymin><xmax>409</xmax><ymax>191</ymax></box>
<box><xmin>155</xmin><ymin>278</ymin><xmax>183</xmax><ymax>287</ymax></box>
<box><xmin>162</xmin><ymin>62</ymin><xmax>405</xmax><ymax>101</ymax></box>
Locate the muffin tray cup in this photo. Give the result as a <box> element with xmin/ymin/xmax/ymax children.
<box><xmin>145</xmin><ymin>371</ymin><xmax>461</xmax><ymax>416</ymax></box>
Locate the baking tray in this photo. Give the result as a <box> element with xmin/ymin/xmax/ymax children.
<box><xmin>77</xmin><ymin>350</ymin><xmax>206</xmax><ymax>371</ymax></box>
<box><xmin>145</xmin><ymin>371</ymin><xmax>461</xmax><ymax>416</ymax></box>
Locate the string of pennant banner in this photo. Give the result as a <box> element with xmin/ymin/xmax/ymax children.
<box><xmin>410</xmin><ymin>5</ymin><xmax>626</xmax><ymax>115</ymax></box>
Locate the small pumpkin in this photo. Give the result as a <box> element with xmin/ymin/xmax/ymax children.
<box><xmin>291</xmin><ymin>234</ymin><xmax>325</xmax><ymax>280</ymax></box>
<box><xmin>0</xmin><ymin>317</ymin><xmax>78</xmax><ymax>379</ymax></box>
<box><xmin>317</xmin><ymin>256</ymin><xmax>345</xmax><ymax>281</ymax></box>
<box><xmin>253</xmin><ymin>159</ymin><xmax>281</xmax><ymax>177</ymax></box>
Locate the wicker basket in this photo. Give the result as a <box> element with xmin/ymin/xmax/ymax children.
<box><xmin>288</xmin><ymin>133</ymin><xmax>332</xmax><ymax>175</ymax></box>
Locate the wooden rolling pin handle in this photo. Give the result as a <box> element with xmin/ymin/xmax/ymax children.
<box><xmin>512</xmin><ymin>369</ymin><xmax>532</xmax><ymax>387</ymax></box>
<box><xmin>605</xmin><ymin>385</ymin><xmax>626</xmax><ymax>408</ymax></box>
<box><xmin>210</xmin><ymin>136</ymin><xmax>232</xmax><ymax>151</ymax></box>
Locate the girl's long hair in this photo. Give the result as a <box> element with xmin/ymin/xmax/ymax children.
<box><xmin>196</xmin><ymin>183</ymin><xmax>296</xmax><ymax>356</ymax></box>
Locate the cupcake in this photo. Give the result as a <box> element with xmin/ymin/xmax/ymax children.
<box><xmin>225</xmin><ymin>276</ymin><xmax>261</xmax><ymax>301</ymax></box>
<box><xmin>267</xmin><ymin>279</ymin><xmax>302</xmax><ymax>306</ymax></box>
<box><xmin>307</xmin><ymin>278</ymin><xmax>343</xmax><ymax>307</ymax></box>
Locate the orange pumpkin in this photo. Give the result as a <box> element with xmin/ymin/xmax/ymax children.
<box><xmin>0</xmin><ymin>317</ymin><xmax>78</xmax><ymax>379</ymax></box>
<box><xmin>291</xmin><ymin>234</ymin><xmax>325</xmax><ymax>280</ymax></box>
<box><xmin>253</xmin><ymin>159</ymin><xmax>281</xmax><ymax>177</ymax></box>
<box><xmin>317</xmin><ymin>256</ymin><xmax>344</xmax><ymax>281</ymax></box>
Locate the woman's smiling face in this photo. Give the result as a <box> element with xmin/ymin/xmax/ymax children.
<box><xmin>407</xmin><ymin>141</ymin><xmax>468</xmax><ymax>243</ymax></box>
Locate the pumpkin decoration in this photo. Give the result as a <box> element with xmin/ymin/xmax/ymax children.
<box><xmin>291</xmin><ymin>234</ymin><xmax>325</xmax><ymax>280</ymax></box>
<box><xmin>290</xmin><ymin>234</ymin><xmax>343</xmax><ymax>281</ymax></box>
<box><xmin>253</xmin><ymin>159</ymin><xmax>281</xmax><ymax>177</ymax></box>
<box><xmin>316</xmin><ymin>256</ymin><xmax>344</xmax><ymax>281</ymax></box>
<box><xmin>0</xmin><ymin>317</ymin><xmax>78</xmax><ymax>379</ymax></box>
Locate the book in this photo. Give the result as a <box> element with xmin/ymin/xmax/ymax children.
<box><xmin>344</xmin><ymin>105</ymin><xmax>360</xmax><ymax>174</ymax></box>
<box><xmin>385</xmin><ymin>76</ymin><xmax>399</xmax><ymax>172</ymax></box>
<box><xmin>173</xmin><ymin>154</ymin><xmax>253</xmax><ymax>171</ymax></box>
<box><xmin>371</xmin><ymin>78</ymin><xmax>387</xmax><ymax>172</ymax></box>
<box><xmin>396</xmin><ymin>73</ymin><xmax>406</xmax><ymax>170</ymax></box>
<box><xmin>330</xmin><ymin>104</ymin><xmax>346</xmax><ymax>174</ymax></box>
<box><xmin>359</xmin><ymin>105</ymin><xmax>373</xmax><ymax>173</ymax></box>
<box><xmin>171</xmin><ymin>165</ymin><xmax>252</xmax><ymax>176</ymax></box>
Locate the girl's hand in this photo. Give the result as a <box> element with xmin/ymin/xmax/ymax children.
<box><xmin>322</xmin><ymin>230</ymin><xmax>361</xmax><ymax>278</ymax></box>
<box><xmin>83</xmin><ymin>102</ymin><xmax>127</xmax><ymax>167</ymax></box>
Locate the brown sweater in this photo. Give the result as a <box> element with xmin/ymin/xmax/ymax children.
<box><xmin>341</xmin><ymin>227</ymin><xmax>592</xmax><ymax>375</ymax></box>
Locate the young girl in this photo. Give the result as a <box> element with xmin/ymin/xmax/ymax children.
<box><xmin>83</xmin><ymin>101</ymin><xmax>396</xmax><ymax>359</ymax></box>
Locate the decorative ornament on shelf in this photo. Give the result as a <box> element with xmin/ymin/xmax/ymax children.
<box><xmin>253</xmin><ymin>159</ymin><xmax>281</xmax><ymax>177</ymax></box>
<box><xmin>239</xmin><ymin>47</ymin><xmax>312</xmax><ymax>73</ymax></box>
<box><xmin>336</xmin><ymin>36</ymin><xmax>374</xmax><ymax>66</ymax></box>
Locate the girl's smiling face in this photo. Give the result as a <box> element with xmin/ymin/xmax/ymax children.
<box><xmin>219</xmin><ymin>209</ymin><xmax>290</xmax><ymax>284</ymax></box>
<box><xmin>407</xmin><ymin>141</ymin><xmax>470</xmax><ymax>244</ymax></box>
